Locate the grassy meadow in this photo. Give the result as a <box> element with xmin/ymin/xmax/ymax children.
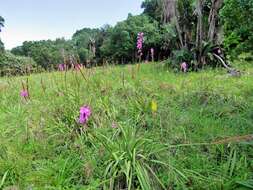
<box><xmin>0</xmin><ymin>62</ymin><xmax>253</xmax><ymax>189</ymax></box>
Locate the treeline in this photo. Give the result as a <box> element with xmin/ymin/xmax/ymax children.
<box><xmin>11</xmin><ymin>14</ymin><xmax>168</xmax><ymax>69</ymax></box>
<box><xmin>0</xmin><ymin>0</ymin><xmax>253</xmax><ymax>74</ymax></box>
<box><xmin>0</xmin><ymin>16</ymin><xmax>40</xmax><ymax>76</ymax></box>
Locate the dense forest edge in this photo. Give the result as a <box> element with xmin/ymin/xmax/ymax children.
<box><xmin>0</xmin><ymin>0</ymin><xmax>253</xmax><ymax>76</ymax></box>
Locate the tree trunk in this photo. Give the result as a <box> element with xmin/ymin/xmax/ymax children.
<box><xmin>162</xmin><ymin>0</ymin><xmax>184</xmax><ymax>48</ymax></box>
<box><xmin>208</xmin><ymin>0</ymin><xmax>224</xmax><ymax>43</ymax></box>
<box><xmin>196</xmin><ymin>0</ymin><xmax>204</xmax><ymax>65</ymax></box>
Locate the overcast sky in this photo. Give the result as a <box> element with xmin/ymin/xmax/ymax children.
<box><xmin>0</xmin><ymin>0</ymin><xmax>143</xmax><ymax>49</ymax></box>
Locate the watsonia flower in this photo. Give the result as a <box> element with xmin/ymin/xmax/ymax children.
<box><xmin>137</xmin><ymin>32</ymin><xmax>144</xmax><ymax>58</ymax></box>
<box><xmin>58</xmin><ymin>64</ymin><xmax>65</xmax><ymax>71</ymax></box>
<box><xmin>180</xmin><ymin>62</ymin><xmax>187</xmax><ymax>73</ymax></box>
<box><xmin>78</xmin><ymin>105</ymin><xmax>91</xmax><ymax>125</ymax></box>
<box><xmin>20</xmin><ymin>89</ymin><xmax>29</xmax><ymax>98</ymax></box>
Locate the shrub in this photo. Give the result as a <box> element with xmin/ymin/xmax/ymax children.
<box><xmin>0</xmin><ymin>52</ymin><xmax>39</xmax><ymax>76</ymax></box>
<box><xmin>93</xmin><ymin>126</ymin><xmax>167</xmax><ymax>189</ymax></box>
<box><xmin>165</xmin><ymin>49</ymin><xmax>193</xmax><ymax>71</ymax></box>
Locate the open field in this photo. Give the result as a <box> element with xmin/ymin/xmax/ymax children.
<box><xmin>0</xmin><ymin>62</ymin><xmax>253</xmax><ymax>189</ymax></box>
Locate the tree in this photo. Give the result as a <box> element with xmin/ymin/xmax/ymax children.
<box><xmin>0</xmin><ymin>16</ymin><xmax>5</xmax><ymax>52</ymax></box>
<box><xmin>162</xmin><ymin>0</ymin><xmax>184</xmax><ymax>48</ymax></box>
<box><xmin>100</xmin><ymin>14</ymin><xmax>161</xmax><ymax>63</ymax></box>
<box><xmin>0</xmin><ymin>40</ymin><xmax>4</xmax><ymax>52</ymax></box>
<box><xmin>157</xmin><ymin>0</ymin><xmax>230</xmax><ymax>69</ymax></box>
<box><xmin>0</xmin><ymin>16</ymin><xmax>4</xmax><ymax>32</ymax></box>
<box><xmin>0</xmin><ymin>52</ymin><xmax>36</xmax><ymax>76</ymax></box>
<box><xmin>11</xmin><ymin>39</ymin><xmax>74</xmax><ymax>69</ymax></box>
<box><xmin>141</xmin><ymin>0</ymin><xmax>163</xmax><ymax>22</ymax></box>
<box><xmin>195</xmin><ymin>0</ymin><xmax>204</xmax><ymax>65</ymax></box>
<box><xmin>208</xmin><ymin>0</ymin><xmax>224</xmax><ymax>43</ymax></box>
<box><xmin>72</xmin><ymin>28</ymin><xmax>103</xmax><ymax>65</ymax></box>
<box><xmin>220</xmin><ymin>0</ymin><xmax>253</xmax><ymax>57</ymax></box>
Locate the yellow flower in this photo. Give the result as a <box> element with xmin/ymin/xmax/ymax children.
<box><xmin>151</xmin><ymin>100</ymin><xmax>158</xmax><ymax>113</ymax></box>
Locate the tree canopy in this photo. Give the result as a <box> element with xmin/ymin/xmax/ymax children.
<box><xmin>0</xmin><ymin>16</ymin><xmax>5</xmax><ymax>52</ymax></box>
<box><xmin>221</xmin><ymin>0</ymin><xmax>253</xmax><ymax>57</ymax></box>
<box><xmin>1</xmin><ymin>0</ymin><xmax>251</xmax><ymax>73</ymax></box>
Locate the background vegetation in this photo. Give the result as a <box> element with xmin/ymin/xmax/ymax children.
<box><xmin>0</xmin><ymin>0</ymin><xmax>252</xmax><ymax>75</ymax></box>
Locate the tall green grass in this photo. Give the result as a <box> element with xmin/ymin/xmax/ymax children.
<box><xmin>0</xmin><ymin>62</ymin><xmax>252</xmax><ymax>189</ymax></box>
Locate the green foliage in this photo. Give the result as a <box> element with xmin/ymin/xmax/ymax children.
<box><xmin>4</xmin><ymin>0</ymin><xmax>253</xmax><ymax>72</ymax></box>
<box><xmin>0</xmin><ymin>63</ymin><xmax>253</xmax><ymax>189</ymax></box>
<box><xmin>220</xmin><ymin>0</ymin><xmax>253</xmax><ymax>57</ymax></box>
<box><xmin>165</xmin><ymin>48</ymin><xmax>194</xmax><ymax>70</ymax></box>
<box><xmin>100</xmin><ymin>14</ymin><xmax>161</xmax><ymax>63</ymax></box>
<box><xmin>77</xmin><ymin>48</ymin><xmax>90</xmax><ymax>63</ymax></box>
<box><xmin>0</xmin><ymin>16</ymin><xmax>5</xmax><ymax>52</ymax></box>
<box><xmin>0</xmin><ymin>52</ymin><xmax>37</xmax><ymax>76</ymax></box>
<box><xmin>141</xmin><ymin>0</ymin><xmax>163</xmax><ymax>22</ymax></box>
<box><xmin>0</xmin><ymin>39</ymin><xmax>4</xmax><ymax>52</ymax></box>
<box><xmin>11</xmin><ymin>38</ymin><xmax>74</xmax><ymax>69</ymax></box>
<box><xmin>72</xmin><ymin>28</ymin><xmax>101</xmax><ymax>64</ymax></box>
<box><xmin>0</xmin><ymin>16</ymin><xmax>4</xmax><ymax>31</ymax></box>
<box><xmin>72</xmin><ymin>28</ymin><xmax>99</xmax><ymax>49</ymax></box>
<box><xmin>160</xmin><ymin>23</ymin><xmax>178</xmax><ymax>51</ymax></box>
<box><xmin>93</xmin><ymin>126</ymin><xmax>166</xmax><ymax>189</ymax></box>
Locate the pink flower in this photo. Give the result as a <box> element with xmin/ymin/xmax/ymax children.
<box><xmin>58</xmin><ymin>64</ymin><xmax>65</xmax><ymax>71</ymax></box>
<box><xmin>137</xmin><ymin>32</ymin><xmax>144</xmax><ymax>58</ymax></box>
<box><xmin>79</xmin><ymin>106</ymin><xmax>91</xmax><ymax>124</ymax></box>
<box><xmin>75</xmin><ymin>64</ymin><xmax>81</xmax><ymax>70</ymax></box>
<box><xmin>180</xmin><ymin>62</ymin><xmax>187</xmax><ymax>72</ymax></box>
<box><xmin>20</xmin><ymin>90</ymin><xmax>29</xmax><ymax>98</ymax></box>
<box><xmin>112</xmin><ymin>122</ymin><xmax>118</xmax><ymax>129</ymax></box>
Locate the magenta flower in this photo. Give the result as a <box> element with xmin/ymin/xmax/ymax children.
<box><xmin>20</xmin><ymin>90</ymin><xmax>29</xmax><ymax>98</ymax></box>
<box><xmin>58</xmin><ymin>64</ymin><xmax>65</xmax><ymax>71</ymax></box>
<box><xmin>137</xmin><ymin>32</ymin><xmax>144</xmax><ymax>59</ymax></box>
<box><xmin>79</xmin><ymin>106</ymin><xmax>91</xmax><ymax>124</ymax></box>
<box><xmin>180</xmin><ymin>62</ymin><xmax>187</xmax><ymax>73</ymax></box>
<box><xmin>75</xmin><ymin>64</ymin><xmax>82</xmax><ymax>70</ymax></box>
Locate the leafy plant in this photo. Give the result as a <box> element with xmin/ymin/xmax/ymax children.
<box><xmin>93</xmin><ymin>126</ymin><xmax>167</xmax><ymax>190</ymax></box>
<box><xmin>168</xmin><ymin>48</ymin><xmax>193</xmax><ymax>70</ymax></box>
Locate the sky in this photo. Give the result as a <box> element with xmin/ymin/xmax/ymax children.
<box><xmin>0</xmin><ymin>0</ymin><xmax>143</xmax><ymax>49</ymax></box>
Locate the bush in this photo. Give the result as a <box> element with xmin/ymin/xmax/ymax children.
<box><xmin>164</xmin><ymin>49</ymin><xmax>193</xmax><ymax>71</ymax></box>
<box><xmin>238</xmin><ymin>53</ymin><xmax>253</xmax><ymax>62</ymax></box>
<box><xmin>0</xmin><ymin>52</ymin><xmax>39</xmax><ymax>76</ymax></box>
<box><xmin>0</xmin><ymin>39</ymin><xmax>4</xmax><ymax>52</ymax></box>
<box><xmin>93</xmin><ymin>126</ymin><xmax>167</xmax><ymax>189</ymax></box>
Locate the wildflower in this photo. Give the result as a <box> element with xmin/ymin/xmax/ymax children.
<box><xmin>137</xmin><ymin>32</ymin><xmax>144</xmax><ymax>59</ymax></box>
<box><xmin>20</xmin><ymin>89</ymin><xmax>29</xmax><ymax>98</ymax></box>
<box><xmin>75</xmin><ymin>64</ymin><xmax>81</xmax><ymax>70</ymax></box>
<box><xmin>112</xmin><ymin>122</ymin><xmax>118</xmax><ymax>129</ymax></box>
<box><xmin>151</xmin><ymin>100</ymin><xmax>158</xmax><ymax>113</ymax></box>
<box><xmin>79</xmin><ymin>106</ymin><xmax>91</xmax><ymax>125</ymax></box>
<box><xmin>58</xmin><ymin>64</ymin><xmax>65</xmax><ymax>71</ymax></box>
<box><xmin>180</xmin><ymin>62</ymin><xmax>187</xmax><ymax>73</ymax></box>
